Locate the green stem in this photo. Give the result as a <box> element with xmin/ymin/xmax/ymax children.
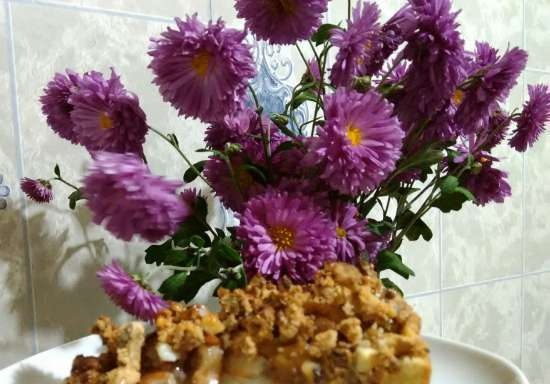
<box><xmin>248</xmin><ymin>86</ymin><xmax>272</xmax><ymax>177</ymax></box>
<box><xmin>148</xmin><ymin>126</ymin><xmax>213</xmax><ymax>188</ymax></box>
<box><xmin>348</xmin><ymin>0</ymin><xmax>352</xmax><ymax>20</ymax></box>
<box><xmin>295</xmin><ymin>43</ymin><xmax>309</xmax><ymax>68</ymax></box>
<box><xmin>53</xmin><ymin>177</ymin><xmax>79</xmax><ymax>191</ymax></box>
<box><xmin>310</xmin><ymin>43</ymin><xmax>329</xmax><ymax>137</ymax></box>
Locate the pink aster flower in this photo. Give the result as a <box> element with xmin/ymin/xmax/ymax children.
<box><xmin>20</xmin><ymin>178</ymin><xmax>54</xmax><ymax>203</ymax></box>
<box><xmin>332</xmin><ymin>203</ymin><xmax>368</xmax><ymax>263</ymax></box>
<box><xmin>305</xmin><ymin>88</ymin><xmax>404</xmax><ymax>195</ymax></box>
<box><xmin>203</xmin><ymin>154</ymin><xmax>265</xmax><ymax>212</ymax></box>
<box><xmin>83</xmin><ymin>152</ymin><xmax>191</xmax><ymax>242</ymax></box>
<box><xmin>149</xmin><ymin>15</ymin><xmax>256</xmax><ymax>122</ymax></box>
<box><xmin>70</xmin><ymin>69</ymin><xmax>148</xmax><ymax>155</ymax></box>
<box><xmin>40</xmin><ymin>69</ymin><xmax>81</xmax><ymax>144</ymax></box>
<box><xmin>237</xmin><ymin>189</ymin><xmax>336</xmax><ymax>283</ymax></box>
<box><xmin>330</xmin><ymin>1</ymin><xmax>381</xmax><ymax>87</ymax></box>
<box><xmin>509</xmin><ymin>84</ymin><xmax>550</xmax><ymax>152</ymax></box>
<box><xmin>235</xmin><ymin>0</ymin><xmax>329</xmax><ymax>45</ymax></box>
<box><xmin>97</xmin><ymin>261</ymin><xmax>168</xmax><ymax>321</ymax></box>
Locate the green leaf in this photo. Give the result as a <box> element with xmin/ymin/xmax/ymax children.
<box><xmin>290</xmin><ymin>91</ymin><xmax>319</xmax><ymax>109</ymax></box>
<box><xmin>455</xmin><ymin>186</ymin><xmax>476</xmax><ymax>201</ymax></box>
<box><xmin>54</xmin><ymin>164</ymin><xmax>61</xmax><ymax>178</ymax></box>
<box><xmin>194</xmin><ymin>196</ymin><xmax>208</xmax><ymax>221</ymax></box>
<box><xmin>179</xmin><ymin>269</ymin><xmax>218</xmax><ymax>303</ymax></box>
<box><xmin>219</xmin><ymin>266</ymin><xmax>246</xmax><ymax>292</ymax></box>
<box><xmin>431</xmin><ymin>191</ymin><xmax>470</xmax><ymax>213</ymax></box>
<box><xmin>381</xmin><ymin>278</ymin><xmax>404</xmax><ymax>296</ymax></box>
<box><xmin>163</xmin><ymin>248</ymin><xmax>194</xmax><ymax>267</ymax></box>
<box><xmin>159</xmin><ymin>272</ymin><xmax>188</xmax><ymax>301</ymax></box>
<box><xmin>190</xmin><ymin>235</ymin><xmax>206</xmax><ymax>248</ymax></box>
<box><xmin>396</xmin><ymin>210</ymin><xmax>433</xmax><ymax>241</ymax></box>
<box><xmin>211</xmin><ymin>238</ymin><xmax>242</xmax><ymax>267</ymax></box>
<box><xmin>311</xmin><ymin>23</ymin><xmax>339</xmax><ymax>45</ymax></box>
<box><xmin>439</xmin><ymin>175</ymin><xmax>459</xmax><ymax>194</ymax></box>
<box><xmin>376</xmin><ymin>250</ymin><xmax>415</xmax><ymax>279</ymax></box>
<box><xmin>367</xmin><ymin>219</ymin><xmax>394</xmax><ymax>236</ymax></box>
<box><xmin>145</xmin><ymin>240</ymin><xmax>172</xmax><ymax>265</ymax></box>
<box><xmin>68</xmin><ymin>189</ymin><xmax>83</xmax><ymax>210</ymax></box>
<box><xmin>183</xmin><ymin>160</ymin><xmax>206</xmax><ymax>183</ymax></box>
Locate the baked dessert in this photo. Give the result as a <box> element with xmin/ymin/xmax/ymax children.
<box><xmin>65</xmin><ymin>262</ymin><xmax>431</xmax><ymax>384</ymax></box>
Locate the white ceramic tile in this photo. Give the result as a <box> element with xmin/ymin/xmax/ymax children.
<box><xmin>0</xmin><ymin>3</ymin><xmax>35</xmax><ymax>369</ymax></box>
<box><xmin>524</xmin><ymin>71</ymin><xmax>550</xmax><ymax>272</ymax></box>
<box><xmin>211</xmin><ymin>0</ymin><xmax>243</xmax><ymax>28</ymax></box>
<box><xmin>38</xmin><ymin>0</ymin><xmax>210</xmax><ymax>19</ymax></box>
<box><xmin>525</xmin><ymin>0</ymin><xmax>550</xmax><ymax>71</ymax></box>
<box><xmin>407</xmin><ymin>293</ymin><xmax>441</xmax><ymax>337</ymax></box>
<box><xmin>442</xmin><ymin>278</ymin><xmax>523</xmax><ymax>366</ymax></box>
<box><xmin>453</xmin><ymin>0</ymin><xmax>523</xmax><ymax>52</ymax></box>
<box><xmin>10</xmin><ymin>2</ymin><xmax>208</xmax><ymax>351</ymax></box>
<box><xmin>522</xmin><ymin>272</ymin><xmax>550</xmax><ymax>384</ymax></box>
<box><xmin>442</xmin><ymin>82</ymin><xmax>524</xmax><ymax>287</ymax></box>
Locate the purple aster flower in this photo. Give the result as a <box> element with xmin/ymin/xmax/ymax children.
<box><xmin>330</xmin><ymin>1</ymin><xmax>380</xmax><ymax>87</ymax></box>
<box><xmin>235</xmin><ymin>0</ymin><xmax>328</xmax><ymax>45</ymax></box>
<box><xmin>40</xmin><ymin>70</ymin><xmax>81</xmax><ymax>144</ymax></box>
<box><xmin>97</xmin><ymin>261</ymin><xmax>168</xmax><ymax>321</ymax></box>
<box><xmin>83</xmin><ymin>152</ymin><xmax>191</xmax><ymax>242</ymax></box>
<box><xmin>237</xmin><ymin>189</ymin><xmax>336</xmax><ymax>283</ymax></box>
<box><xmin>149</xmin><ymin>15</ymin><xmax>256</xmax><ymax>123</ymax></box>
<box><xmin>479</xmin><ymin>108</ymin><xmax>512</xmax><ymax>151</ymax></box>
<box><xmin>20</xmin><ymin>178</ymin><xmax>53</xmax><ymax>203</ymax></box>
<box><xmin>469</xmin><ymin>41</ymin><xmax>499</xmax><ymax>72</ymax></box>
<box><xmin>332</xmin><ymin>203</ymin><xmax>368</xmax><ymax>263</ymax></box>
<box><xmin>461</xmin><ymin>156</ymin><xmax>511</xmax><ymax>206</ymax></box>
<box><xmin>204</xmin><ymin>154</ymin><xmax>265</xmax><ymax>212</ymax></box>
<box><xmin>305</xmin><ymin>88</ymin><xmax>404</xmax><ymax>195</ymax></box>
<box><xmin>204</xmin><ymin>109</ymin><xmax>258</xmax><ymax>150</ymax></box>
<box><xmin>455</xmin><ymin>47</ymin><xmax>527</xmax><ymax>134</ymax></box>
<box><xmin>398</xmin><ymin>0</ymin><xmax>466</xmax><ymax>128</ymax></box>
<box><xmin>360</xmin><ymin>5</ymin><xmax>417</xmax><ymax>77</ymax></box>
<box><xmin>307</xmin><ymin>58</ymin><xmax>322</xmax><ymax>82</ymax></box>
<box><xmin>510</xmin><ymin>84</ymin><xmax>550</xmax><ymax>152</ymax></box>
<box><xmin>70</xmin><ymin>69</ymin><xmax>148</xmax><ymax>155</ymax></box>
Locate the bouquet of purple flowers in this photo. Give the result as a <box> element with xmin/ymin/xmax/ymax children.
<box><xmin>21</xmin><ymin>0</ymin><xmax>550</xmax><ymax>321</ymax></box>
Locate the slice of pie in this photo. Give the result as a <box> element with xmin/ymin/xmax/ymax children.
<box><xmin>65</xmin><ymin>262</ymin><xmax>431</xmax><ymax>384</ymax></box>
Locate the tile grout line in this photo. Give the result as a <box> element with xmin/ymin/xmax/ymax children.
<box><xmin>406</xmin><ymin>268</ymin><xmax>550</xmax><ymax>300</ymax></box>
<box><xmin>438</xmin><ymin>211</ymin><xmax>443</xmax><ymax>337</ymax></box>
<box><xmin>4</xmin><ymin>0</ymin><xmax>39</xmax><ymax>354</ymax></box>
<box><xmin>520</xmin><ymin>0</ymin><xmax>527</xmax><ymax>370</ymax></box>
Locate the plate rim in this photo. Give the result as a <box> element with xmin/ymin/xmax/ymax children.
<box><xmin>0</xmin><ymin>334</ymin><xmax>529</xmax><ymax>383</ymax></box>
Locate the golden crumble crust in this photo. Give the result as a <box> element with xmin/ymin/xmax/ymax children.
<box><xmin>65</xmin><ymin>262</ymin><xmax>430</xmax><ymax>384</ymax></box>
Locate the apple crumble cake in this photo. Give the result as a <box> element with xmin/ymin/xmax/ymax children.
<box><xmin>65</xmin><ymin>262</ymin><xmax>431</xmax><ymax>384</ymax></box>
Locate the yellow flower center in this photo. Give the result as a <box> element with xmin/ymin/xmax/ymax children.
<box><xmin>346</xmin><ymin>123</ymin><xmax>363</xmax><ymax>146</ymax></box>
<box><xmin>268</xmin><ymin>225</ymin><xmax>295</xmax><ymax>251</ymax></box>
<box><xmin>99</xmin><ymin>112</ymin><xmax>114</xmax><ymax>130</ymax></box>
<box><xmin>336</xmin><ymin>227</ymin><xmax>347</xmax><ymax>238</ymax></box>
<box><xmin>191</xmin><ymin>51</ymin><xmax>211</xmax><ymax>78</ymax></box>
<box><xmin>452</xmin><ymin>89</ymin><xmax>465</xmax><ymax>106</ymax></box>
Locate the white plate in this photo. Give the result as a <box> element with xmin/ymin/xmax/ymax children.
<box><xmin>0</xmin><ymin>335</ymin><xmax>529</xmax><ymax>383</ymax></box>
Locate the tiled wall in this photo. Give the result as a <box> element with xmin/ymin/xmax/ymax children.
<box><xmin>0</xmin><ymin>0</ymin><xmax>549</xmax><ymax>382</ymax></box>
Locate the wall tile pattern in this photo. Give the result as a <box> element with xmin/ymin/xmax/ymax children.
<box><xmin>0</xmin><ymin>1</ymin><xmax>549</xmax><ymax>383</ymax></box>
